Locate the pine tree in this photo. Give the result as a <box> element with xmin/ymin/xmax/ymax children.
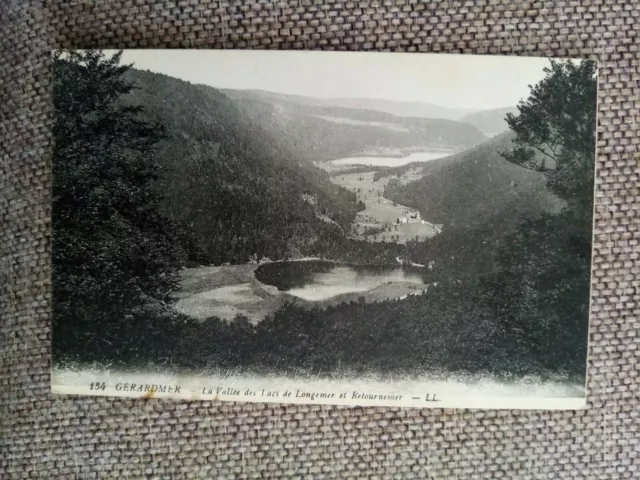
<box><xmin>492</xmin><ymin>59</ymin><xmax>597</xmax><ymax>375</ymax></box>
<box><xmin>52</xmin><ymin>50</ymin><xmax>189</xmax><ymax>361</ymax></box>
<box><xmin>501</xmin><ymin>59</ymin><xmax>597</xmax><ymax>224</ymax></box>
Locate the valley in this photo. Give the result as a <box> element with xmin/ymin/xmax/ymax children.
<box><xmin>51</xmin><ymin>51</ymin><xmax>596</xmax><ymax>401</ymax></box>
<box><xmin>123</xmin><ymin>70</ymin><xmax>563</xmax><ymax>326</ymax></box>
<box><xmin>170</xmin><ymin>147</ymin><xmax>453</xmax><ymax>324</ymax></box>
<box><xmin>222</xmin><ymin>88</ymin><xmax>487</xmax><ymax>162</ymax></box>
<box><xmin>319</xmin><ymin>164</ymin><xmax>441</xmax><ymax>244</ymax></box>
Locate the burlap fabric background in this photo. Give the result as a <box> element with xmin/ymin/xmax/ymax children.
<box><xmin>1</xmin><ymin>1</ymin><xmax>639</xmax><ymax>478</ymax></box>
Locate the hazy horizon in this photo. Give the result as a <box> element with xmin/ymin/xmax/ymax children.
<box><xmin>98</xmin><ymin>49</ymin><xmax>565</xmax><ymax>111</ymax></box>
<box><xmin>213</xmin><ymin>87</ymin><xmax>516</xmax><ymax>112</ymax></box>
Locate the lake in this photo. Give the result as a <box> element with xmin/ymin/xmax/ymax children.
<box><xmin>254</xmin><ymin>260</ymin><xmax>426</xmax><ymax>301</ymax></box>
<box><xmin>330</xmin><ymin>151</ymin><xmax>452</xmax><ymax>168</ymax></box>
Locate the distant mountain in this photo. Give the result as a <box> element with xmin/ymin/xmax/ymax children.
<box><xmin>219</xmin><ymin>89</ymin><xmax>329</xmax><ymax>108</ymax></box>
<box><xmin>459</xmin><ymin>107</ymin><xmax>518</xmax><ymax>137</ymax></box>
<box><xmin>221</xmin><ymin>89</ymin><xmax>487</xmax><ymax>162</ymax></box>
<box><xmin>222</xmin><ymin>89</ymin><xmax>479</xmax><ymax>120</ymax></box>
<box><xmin>122</xmin><ymin>70</ymin><xmax>363</xmax><ymax>264</ymax></box>
<box><xmin>321</xmin><ymin>97</ymin><xmax>478</xmax><ymax>121</ymax></box>
<box><xmin>386</xmin><ymin>131</ymin><xmax>565</xmax><ymax>235</ymax></box>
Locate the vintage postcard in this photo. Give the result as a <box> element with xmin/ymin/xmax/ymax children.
<box><xmin>51</xmin><ymin>50</ymin><xmax>597</xmax><ymax>409</ymax></box>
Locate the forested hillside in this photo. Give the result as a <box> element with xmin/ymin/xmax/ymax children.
<box><xmin>381</xmin><ymin>132</ymin><xmax>566</xmax><ymax>277</ymax></box>
<box><xmin>222</xmin><ymin>89</ymin><xmax>487</xmax><ymax>161</ymax></box>
<box><xmin>53</xmin><ymin>51</ymin><xmax>595</xmax><ymax>387</ymax></box>
<box><xmin>386</xmin><ymin>131</ymin><xmax>564</xmax><ymax>234</ymax></box>
<box><xmin>317</xmin><ymin>95</ymin><xmax>477</xmax><ymax>120</ymax></box>
<box><xmin>122</xmin><ymin>69</ymin><xmax>365</xmax><ymax>264</ymax></box>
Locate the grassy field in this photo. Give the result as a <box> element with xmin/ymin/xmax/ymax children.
<box><xmin>172</xmin><ymin>264</ymin><xmax>284</xmax><ymax>323</ymax></box>
<box><xmin>375</xmin><ymin>221</ymin><xmax>440</xmax><ymax>243</ymax></box>
<box><xmin>330</xmin><ymin>170</ymin><xmax>440</xmax><ymax>243</ymax></box>
<box><xmin>172</xmin><ymin>262</ymin><xmax>433</xmax><ymax>324</ymax></box>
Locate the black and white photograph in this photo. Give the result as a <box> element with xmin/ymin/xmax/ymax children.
<box><xmin>51</xmin><ymin>50</ymin><xmax>597</xmax><ymax>409</ymax></box>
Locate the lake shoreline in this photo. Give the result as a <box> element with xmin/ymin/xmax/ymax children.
<box><xmin>172</xmin><ymin>259</ymin><xmax>430</xmax><ymax>324</ymax></box>
<box><xmin>318</xmin><ymin>145</ymin><xmax>459</xmax><ymax>163</ymax></box>
<box><xmin>328</xmin><ymin>151</ymin><xmax>452</xmax><ymax>168</ymax></box>
<box><xmin>171</xmin><ymin>148</ymin><xmax>449</xmax><ymax>324</ymax></box>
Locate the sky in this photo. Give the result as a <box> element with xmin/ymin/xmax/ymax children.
<box><xmin>106</xmin><ymin>49</ymin><xmax>559</xmax><ymax>111</ymax></box>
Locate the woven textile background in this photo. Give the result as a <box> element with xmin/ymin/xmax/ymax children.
<box><xmin>1</xmin><ymin>1</ymin><xmax>638</xmax><ymax>478</ymax></box>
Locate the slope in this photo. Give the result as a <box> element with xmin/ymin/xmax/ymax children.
<box><xmin>221</xmin><ymin>89</ymin><xmax>487</xmax><ymax>162</ymax></box>
<box><xmin>122</xmin><ymin>69</ymin><xmax>362</xmax><ymax>264</ymax></box>
<box><xmin>320</xmin><ymin>96</ymin><xmax>478</xmax><ymax>120</ymax></box>
<box><xmin>383</xmin><ymin>132</ymin><xmax>566</xmax><ymax>278</ymax></box>
<box><xmin>460</xmin><ymin>107</ymin><xmax>518</xmax><ymax>137</ymax></box>
<box><xmin>386</xmin><ymin>131</ymin><xmax>565</xmax><ymax>234</ymax></box>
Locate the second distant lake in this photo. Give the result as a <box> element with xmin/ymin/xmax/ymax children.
<box><xmin>330</xmin><ymin>151</ymin><xmax>452</xmax><ymax>168</ymax></box>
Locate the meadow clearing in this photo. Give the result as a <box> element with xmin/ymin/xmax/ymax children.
<box><xmin>328</xmin><ymin>169</ymin><xmax>441</xmax><ymax>243</ymax></box>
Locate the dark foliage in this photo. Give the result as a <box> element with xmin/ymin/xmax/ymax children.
<box><xmin>51</xmin><ymin>50</ymin><xmax>203</xmax><ymax>361</ymax></box>
<box><xmin>56</xmin><ymin>270</ymin><xmax>583</xmax><ymax>380</ymax></box>
<box><xmin>501</xmin><ymin>59</ymin><xmax>597</xmax><ymax>226</ymax></box>
<box><xmin>222</xmin><ymin>89</ymin><xmax>487</xmax><ymax>162</ymax></box>
<box><xmin>385</xmin><ymin>131</ymin><xmax>564</xmax><ymax>235</ymax></box>
<box><xmin>53</xmin><ymin>53</ymin><xmax>594</xmax><ymax>383</ymax></box>
<box><xmin>486</xmin><ymin>211</ymin><xmax>591</xmax><ymax>373</ymax></box>
<box><xmin>122</xmin><ymin>68</ymin><xmax>366</xmax><ymax>265</ymax></box>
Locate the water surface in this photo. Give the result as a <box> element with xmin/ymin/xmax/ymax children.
<box><xmin>255</xmin><ymin>260</ymin><xmax>426</xmax><ymax>301</ymax></box>
<box><xmin>330</xmin><ymin>151</ymin><xmax>451</xmax><ymax>168</ymax></box>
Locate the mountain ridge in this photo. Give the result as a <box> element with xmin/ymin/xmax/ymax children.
<box><xmin>460</xmin><ymin>106</ymin><xmax>519</xmax><ymax>136</ymax></box>
<box><xmin>121</xmin><ymin>68</ymin><xmax>364</xmax><ymax>264</ymax></box>
<box><xmin>319</xmin><ymin>96</ymin><xmax>478</xmax><ymax>120</ymax></box>
<box><xmin>221</xmin><ymin>88</ymin><xmax>487</xmax><ymax>162</ymax></box>
<box><xmin>220</xmin><ymin>88</ymin><xmax>480</xmax><ymax>120</ymax></box>
<box><xmin>386</xmin><ymin>131</ymin><xmax>565</xmax><ymax>234</ymax></box>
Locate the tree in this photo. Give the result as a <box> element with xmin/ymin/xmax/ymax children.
<box><xmin>492</xmin><ymin>60</ymin><xmax>597</xmax><ymax>376</ymax></box>
<box><xmin>501</xmin><ymin>59</ymin><xmax>597</xmax><ymax>223</ymax></box>
<box><xmin>52</xmin><ymin>50</ymin><xmax>191</xmax><ymax>361</ymax></box>
<box><xmin>489</xmin><ymin>211</ymin><xmax>591</xmax><ymax>374</ymax></box>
